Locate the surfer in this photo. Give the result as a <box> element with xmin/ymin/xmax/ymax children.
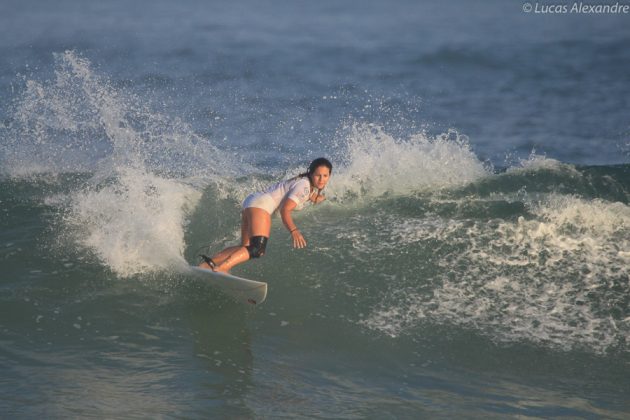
<box><xmin>199</xmin><ymin>157</ymin><xmax>332</xmax><ymax>273</ymax></box>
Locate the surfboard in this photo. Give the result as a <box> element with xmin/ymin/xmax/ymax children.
<box><xmin>189</xmin><ymin>266</ymin><xmax>268</xmax><ymax>305</ymax></box>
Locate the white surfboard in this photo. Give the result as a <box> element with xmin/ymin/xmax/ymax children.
<box><xmin>189</xmin><ymin>266</ymin><xmax>268</xmax><ymax>305</ymax></box>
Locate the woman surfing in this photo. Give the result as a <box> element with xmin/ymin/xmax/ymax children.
<box><xmin>199</xmin><ymin>157</ymin><xmax>332</xmax><ymax>273</ymax></box>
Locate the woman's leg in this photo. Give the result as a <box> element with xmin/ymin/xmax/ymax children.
<box><xmin>213</xmin><ymin>208</ymin><xmax>271</xmax><ymax>273</ymax></box>
<box><xmin>204</xmin><ymin>245</ymin><xmax>240</xmax><ymax>266</ymax></box>
<box><xmin>199</xmin><ymin>212</ymin><xmax>248</xmax><ymax>270</ymax></box>
<box><xmin>204</xmin><ymin>210</ymin><xmax>254</xmax><ymax>268</ymax></box>
<box><xmin>202</xmin><ymin>211</ymin><xmax>251</xmax><ymax>268</ymax></box>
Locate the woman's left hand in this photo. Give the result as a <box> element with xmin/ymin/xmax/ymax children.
<box><xmin>291</xmin><ymin>229</ymin><xmax>307</xmax><ymax>248</ymax></box>
<box><xmin>310</xmin><ymin>190</ymin><xmax>326</xmax><ymax>204</ymax></box>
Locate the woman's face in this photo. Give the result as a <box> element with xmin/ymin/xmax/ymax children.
<box><xmin>310</xmin><ymin>166</ymin><xmax>331</xmax><ymax>190</ymax></box>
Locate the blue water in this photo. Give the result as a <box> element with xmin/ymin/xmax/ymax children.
<box><xmin>1</xmin><ymin>0</ymin><xmax>630</xmax><ymax>417</ymax></box>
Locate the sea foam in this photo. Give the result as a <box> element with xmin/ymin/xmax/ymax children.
<box><xmin>3</xmin><ymin>51</ymin><xmax>239</xmax><ymax>277</ymax></box>
<box><xmin>65</xmin><ymin>168</ymin><xmax>200</xmax><ymax>277</ymax></box>
<box><xmin>329</xmin><ymin>123</ymin><xmax>490</xmax><ymax>201</ymax></box>
<box><xmin>360</xmin><ymin>189</ymin><xmax>630</xmax><ymax>353</ymax></box>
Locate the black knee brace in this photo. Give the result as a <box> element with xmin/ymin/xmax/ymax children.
<box><xmin>246</xmin><ymin>236</ymin><xmax>268</xmax><ymax>258</ymax></box>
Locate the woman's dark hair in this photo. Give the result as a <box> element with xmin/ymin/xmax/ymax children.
<box><xmin>296</xmin><ymin>157</ymin><xmax>332</xmax><ymax>178</ymax></box>
<box><xmin>307</xmin><ymin>157</ymin><xmax>333</xmax><ymax>176</ymax></box>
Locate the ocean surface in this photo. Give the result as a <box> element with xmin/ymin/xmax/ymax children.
<box><xmin>1</xmin><ymin>0</ymin><xmax>630</xmax><ymax>418</ymax></box>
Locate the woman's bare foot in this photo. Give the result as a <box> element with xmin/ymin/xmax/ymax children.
<box><xmin>198</xmin><ymin>262</ymin><xmax>213</xmax><ymax>270</ymax></box>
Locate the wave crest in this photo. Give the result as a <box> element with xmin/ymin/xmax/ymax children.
<box><xmin>329</xmin><ymin>123</ymin><xmax>490</xmax><ymax>201</ymax></box>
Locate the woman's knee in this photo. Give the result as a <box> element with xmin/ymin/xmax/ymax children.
<box><xmin>245</xmin><ymin>236</ymin><xmax>268</xmax><ymax>258</ymax></box>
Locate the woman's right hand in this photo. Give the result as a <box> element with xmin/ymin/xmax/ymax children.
<box><xmin>291</xmin><ymin>229</ymin><xmax>307</xmax><ymax>249</ymax></box>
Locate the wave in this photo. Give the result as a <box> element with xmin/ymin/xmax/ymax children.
<box><xmin>356</xmin><ymin>175</ymin><xmax>630</xmax><ymax>354</ymax></box>
<box><xmin>1</xmin><ymin>51</ymin><xmax>246</xmax><ymax>277</ymax></box>
<box><xmin>329</xmin><ymin>123</ymin><xmax>490</xmax><ymax>201</ymax></box>
<box><xmin>2</xmin><ymin>51</ymin><xmax>629</xmax><ymax>355</ymax></box>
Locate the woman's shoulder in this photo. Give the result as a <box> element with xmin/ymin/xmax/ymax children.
<box><xmin>286</xmin><ymin>176</ymin><xmax>311</xmax><ymax>203</ymax></box>
<box><xmin>291</xmin><ymin>176</ymin><xmax>310</xmax><ymax>187</ymax></box>
<box><xmin>287</xmin><ymin>177</ymin><xmax>310</xmax><ymax>193</ymax></box>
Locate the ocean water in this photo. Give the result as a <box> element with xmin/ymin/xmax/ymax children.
<box><xmin>1</xmin><ymin>0</ymin><xmax>630</xmax><ymax>418</ymax></box>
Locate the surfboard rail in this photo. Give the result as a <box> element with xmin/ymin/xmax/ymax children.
<box><xmin>189</xmin><ymin>266</ymin><xmax>268</xmax><ymax>305</ymax></box>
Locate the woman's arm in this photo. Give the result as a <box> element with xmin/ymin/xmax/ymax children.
<box><xmin>280</xmin><ymin>199</ymin><xmax>307</xmax><ymax>248</ymax></box>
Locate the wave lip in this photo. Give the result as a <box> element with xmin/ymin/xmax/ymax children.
<box><xmin>330</xmin><ymin>123</ymin><xmax>490</xmax><ymax>201</ymax></box>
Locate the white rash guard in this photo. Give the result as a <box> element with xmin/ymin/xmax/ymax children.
<box><xmin>242</xmin><ymin>177</ymin><xmax>312</xmax><ymax>215</ymax></box>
